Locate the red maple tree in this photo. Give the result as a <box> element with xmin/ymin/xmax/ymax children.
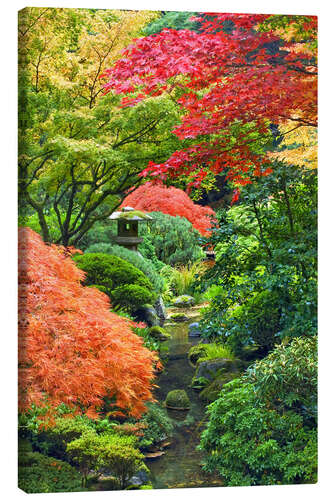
<box><xmin>122</xmin><ymin>182</ymin><xmax>215</xmax><ymax>235</ymax></box>
<box><xmin>102</xmin><ymin>13</ymin><xmax>317</xmax><ymax>189</ymax></box>
<box><xmin>18</xmin><ymin>227</ymin><xmax>156</xmax><ymax>420</ymax></box>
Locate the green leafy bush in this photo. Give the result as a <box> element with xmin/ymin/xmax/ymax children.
<box><xmin>74</xmin><ymin>253</ymin><xmax>153</xmax><ymax>291</ymax></box>
<box><xmin>138</xmin><ymin>403</ymin><xmax>174</xmax><ymax>449</ymax></box>
<box><xmin>110</xmin><ymin>284</ymin><xmax>156</xmax><ymax>313</ymax></box>
<box><xmin>200</xmin><ymin>379</ymin><xmax>317</xmax><ymax>486</ymax></box>
<box><xmin>247</xmin><ymin>336</ymin><xmax>317</xmax><ymax>421</ymax></box>
<box><xmin>139</xmin><ymin>212</ymin><xmax>204</xmax><ymax>266</ymax></box>
<box><xmin>67</xmin><ymin>432</ymin><xmax>146</xmax><ymax>489</ymax></box>
<box><xmin>197</xmin><ymin>164</ymin><xmax>317</xmax><ymax>354</ymax></box>
<box><xmin>18</xmin><ymin>451</ymin><xmax>85</xmax><ymax>493</ymax></box>
<box><xmin>224</xmin><ymin>290</ymin><xmax>281</xmax><ymax>354</ymax></box>
<box><xmin>29</xmin><ymin>417</ymin><xmax>93</xmax><ymax>460</ymax></box>
<box><xmin>85</xmin><ymin>243</ymin><xmax>165</xmax><ymax>294</ymax></box>
<box><xmin>199</xmin><ymin>338</ymin><xmax>317</xmax><ymax>486</ymax></box>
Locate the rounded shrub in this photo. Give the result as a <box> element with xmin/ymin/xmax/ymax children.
<box><xmin>74</xmin><ymin>253</ymin><xmax>153</xmax><ymax>291</ymax></box>
<box><xmin>85</xmin><ymin>243</ymin><xmax>165</xmax><ymax>294</ymax></box>
<box><xmin>111</xmin><ymin>284</ymin><xmax>156</xmax><ymax>313</ymax></box>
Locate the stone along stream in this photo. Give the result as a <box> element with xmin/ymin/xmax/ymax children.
<box><xmin>147</xmin><ymin>309</ymin><xmax>224</xmax><ymax>490</ymax></box>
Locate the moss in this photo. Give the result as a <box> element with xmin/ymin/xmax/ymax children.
<box><xmin>188</xmin><ymin>344</ymin><xmax>208</xmax><ymax>365</ymax></box>
<box><xmin>119</xmin><ymin>210</ymin><xmax>151</xmax><ymax>220</ymax></box>
<box><xmin>148</xmin><ymin>326</ymin><xmax>171</xmax><ymax>341</ymax></box>
<box><xmin>165</xmin><ymin>390</ymin><xmax>190</xmax><ymax>410</ymax></box>
<box><xmin>172</xmin><ymin>295</ymin><xmax>195</xmax><ymax>307</ymax></box>
<box><xmin>199</xmin><ymin>372</ymin><xmax>240</xmax><ymax>402</ymax></box>
<box><xmin>169</xmin><ymin>313</ymin><xmax>189</xmax><ymax>322</ymax></box>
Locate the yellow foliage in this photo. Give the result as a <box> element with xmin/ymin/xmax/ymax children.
<box><xmin>268</xmin><ymin>123</ymin><xmax>317</xmax><ymax>169</ymax></box>
<box><xmin>18</xmin><ymin>7</ymin><xmax>158</xmax><ymax>104</ymax></box>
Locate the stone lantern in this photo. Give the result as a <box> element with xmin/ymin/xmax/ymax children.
<box><xmin>109</xmin><ymin>206</ymin><xmax>153</xmax><ymax>252</ymax></box>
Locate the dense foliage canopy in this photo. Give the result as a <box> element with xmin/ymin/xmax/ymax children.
<box><xmin>103</xmin><ymin>13</ymin><xmax>317</xmax><ymax>190</ymax></box>
<box><xmin>18</xmin><ymin>7</ymin><xmax>182</xmax><ymax>246</ymax></box>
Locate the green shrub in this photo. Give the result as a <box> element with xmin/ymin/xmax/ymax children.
<box><xmin>200</xmin><ymin>289</ymin><xmax>282</xmax><ymax>355</ymax></box>
<box><xmin>74</xmin><ymin>253</ymin><xmax>153</xmax><ymax>291</ymax></box>
<box><xmin>89</xmin><ymin>284</ymin><xmax>110</xmax><ymax>295</ymax></box>
<box><xmin>67</xmin><ymin>432</ymin><xmax>146</xmax><ymax>489</ymax></box>
<box><xmin>18</xmin><ymin>438</ymin><xmax>32</xmax><ymax>454</ymax></box>
<box><xmin>27</xmin><ymin>416</ymin><xmax>93</xmax><ymax>460</ymax></box>
<box><xmin>199</xmin><ymin>379</ymin><xmax>317</xmax><ymax>486</ymax></box>
<box><xmin>247</xmin><ymin>336</ymin><xmax>317</xmax><ymax>420</ymax></box>
<box><xmin>199</xmin><ymin>338</ymin><xmax>318</xmax><ymax>486</ymax></box>
<box><xmin>110</xmin><ymin>284</ymin><xmax>156</xmax><ymax>313</ymax></box>
<box><xmin>139</xmin><ymin>212</ymin><xmax>203</xmax><ymax>266</ymax></box>
<box><xmin>18</xmin><ymin>451</ymin><xmax>84</xmax><ymax>493</ymax></box>
<box><xmin>138</xmin><ymin>402</ymin><xmax>174</xmax><ymax>449</ymax></box>
<box><xmin>86</xmin><ymin>243</ymin><xmax>165</xmax><ymax>294</ymax></box>
<box><xmin>73</xmin><ymin>253</ymin><xmax>155</xmax><ymax>311</ymax></box>
<box><xmin>226</xmin><ymin>290</ymin><xmax>281</xmax><ymax>352</ymax></box>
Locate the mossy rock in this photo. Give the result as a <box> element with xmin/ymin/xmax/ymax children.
<box><xmin>136</xmin><ymin>304</ymin><xmax>160</xmax><ymax>327</ymax></box>
<box><xmin>164</xmin><ymin>390</ymin><xmax>190</xmax><ymax>410</ymax></box>
<box><xmin>148</xmin><ymin>326</ymin><xmax>171</xmax><ymax>341</ymax></box>
<box><xmin>188</xmin><ymin>344</ymin><xmax>208</xmax><ymax>366</ymax></box>
<box><xmin>172</xmin><ymin>295</ymin><xmax>195</xmax><ymax>308</ymax></box>
<box><xmin>199</xmin><ymin>372</ymin><xmax>241</xmax><ymax>402</ymax></box>
<box><xmin>191</xmin><ymin>358</ymin><xmax>234</xmax><ymax>386</ymax></box>
<box><xmin>169</xmin><ymin>313</ymin><xmax>189</xmax><ymax>322</ymax></box>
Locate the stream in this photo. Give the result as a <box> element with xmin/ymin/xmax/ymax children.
<box><xmin>147</xmin><ymin>310</ymin><xmax>224</xmax><ymax>490</ymax></box>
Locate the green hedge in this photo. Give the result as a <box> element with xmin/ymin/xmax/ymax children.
<box><xmin>85</xmin><ymin>243</ymin><xmax>165</xmax><ymax>294</ymax></box>
<box><xmin>73</xmin><ymin>253</ymin><xmax>155</xmax><ymax>311</ymax></box>
<box><xmin>74</xmin><ymin>253</ymin><xmax>153</xmax><ymax>291</ymax></box>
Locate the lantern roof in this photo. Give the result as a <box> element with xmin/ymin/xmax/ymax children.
<box><xmin>109</xmin><ymin>206</ymin><xmax>153</xmax><ymax>221</ymax></box>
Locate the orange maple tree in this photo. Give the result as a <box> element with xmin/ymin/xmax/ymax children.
<box><xmin>121</xmin><ymin>182</ymin><xmax>215</xmax><ymax>236</ymax></box>
<box><xmin>18</xmin><ymin>227</ymin><xmax>156</xmax><ymax>420</ymax></box>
